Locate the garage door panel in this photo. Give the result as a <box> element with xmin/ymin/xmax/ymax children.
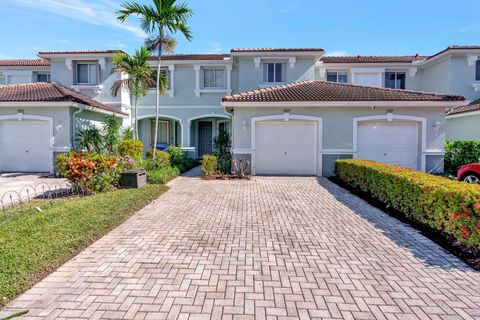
<box><xmin>255</xmin><ymin>121</ymin><xmax>317</xmax><ymax>176</ymax></box>
<box><xmin>0</xmin><ymin>121</ymin><xmax>52</xmax><ymax>172</ymax></box>
<box><xmin>357</xmin><ymin>121</ymin><xmax>418</xmax><ymax>169</ymax></box>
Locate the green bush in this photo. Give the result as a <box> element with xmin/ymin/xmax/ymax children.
<box><xmin>56</xmin><ymin>152</ymin><xmax>124</xmax><ymax>193</ymax></box>
<box><xmin>166</xmin><ymin>145</ymin><xmax>187</xmax><ymax>171</ymax></box>
<box><xmin>335</xmin><ymin>159</ymin><xmax>480</xmax><ymax>249</ymax></box>
<box><xmin>118</xmin><ymin>139</ymin><xmax>144</xmax><ymax>162</ymax></box>
<box><xmin>445</xmin><ymin>140</ymin><xmax>480</xmax><ymax>175</ymax></box>
<box><xmin>146</xmin><ymin>166</ymin><xmax>179</xmax><ymax>184</ymax></box>
<box><xmin>202</xmin><ymin>155</ymin><xmax>218</xmax><ymax>177</ymax></box>
<box><xmin>217</xmin><ymin>154</ymin><xmax>232</xmax><ymax>174</ymax></box>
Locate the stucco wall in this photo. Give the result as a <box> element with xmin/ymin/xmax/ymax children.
<box><xmin>446</xmin><ymin>114</ymin><xmax>480</xmax><ymax>141</ymax></box>
<box><xmin>231</xmin><ymin>106</ymin><xmax>446</xmax><ymax>176</ymax></box>
<box><xmin>0</xmin><ymin>106</ymin><xmax>72</xmax><ymax>150</ymax></box>
<box><xmin>418</xmin><ymin>58</ymin><xmax>451</xmax><ymax>94</ymax></box>
<box><xmin>449</xmin><ymin>57</ymin><xmax>480</xmax><ymax>101</ymax></box>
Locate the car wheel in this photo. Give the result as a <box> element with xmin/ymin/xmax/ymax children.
<box><xmin>463</xmin><ymin>174</ymin><xmax>480</xmax><ymax>184</ymax></box>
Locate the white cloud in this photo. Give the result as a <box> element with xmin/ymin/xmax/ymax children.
<box><xmin>458</xmin><ymin>25</ymin><xmax>476</xmax><ymax>33</ymax></box>
<box><xmin>206</xmin><ymin>42</ymin><xmax>224</xmax><ymax>54</ymax></box>
<box><xmin>14</xmin><ymin>0</ymin><xmax>146</xmax><ymax>38</ymax></box>
<box><xmin>325</xmin><ymin>51</ymin><xmax>349</xmax><ymax>56</ymax></box>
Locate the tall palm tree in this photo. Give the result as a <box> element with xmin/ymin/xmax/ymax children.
<box><xmin>117</xmin><ymin>0</ymin><xmax>193</xmax><ymax>158</ymax></box>
<box><xmin>111</xmin><ymin>47</ymin><xmax>165</xmax><ymax>139</ymax></box>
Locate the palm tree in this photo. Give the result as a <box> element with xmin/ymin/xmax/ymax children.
<box><xmin>111</xmin><ymin>47</ymin><xmax>158</xmax><ymax>139</ymax></box>
<box><xmin>117</xmin><ymin>0</ymin><xmax>193</xmax><ymax>158</ymax></box>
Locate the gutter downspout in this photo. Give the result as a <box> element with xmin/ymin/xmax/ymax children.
<box><xmin>72</xmin><ymin>104</ymin><xmax>85</xmax><ymax>151</ymax></box>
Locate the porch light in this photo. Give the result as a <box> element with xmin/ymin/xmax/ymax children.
<box><xmin>242</xmin><ymin>120</ymin><xmax>247</xmax><ymax>130</ymax></box>
<box><xmin>386</xmin><ymin>109</ymin><xmax>394</xmax><ymax>122</ymax></box>
<box><xmin>433</xmin><ymin>121</ymin><xmax>443</xmax><ymax>132</ymax></box>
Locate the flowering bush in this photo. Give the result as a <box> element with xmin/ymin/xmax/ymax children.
<box><xmin>56</xmin><ymin>152</ymin><xmax>124</xmax><ymax>193</ymax></box>
<box><xmin>118</xmin><ymin>139</ymin><xmax>144</xmax><ymax>162</ymax></box>
<box><xmin>335</xmin><ymin>159</ymin><xmax>480</xmax><ymax>248</ymax></box>
<box><xmin>202</xmin><ymin>155</ymin><xmax>218</xmax><ymax>177</ymax></box>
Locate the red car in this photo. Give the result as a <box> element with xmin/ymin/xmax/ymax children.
<box><xmin>457</xmin><ymin>163</ymin><xmax>480</xmax><ymax>184</ymax></box>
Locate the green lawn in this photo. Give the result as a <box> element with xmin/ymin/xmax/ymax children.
<box><xmin>0</xmin><ymin>184</ymin><xmax>167</xmax><ymax>305</ymax></box>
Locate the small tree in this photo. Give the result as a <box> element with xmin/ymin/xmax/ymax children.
<box><xmin>214</xmin><ymin>128</ymin><xmax>232</xmax><ymax>174</ymax></box>
<box><xmin>103</xmin><ymin>114</ymin><xmax>122</xmax><ymax>154</ymax></box>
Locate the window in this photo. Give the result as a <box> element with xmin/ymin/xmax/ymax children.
<box><xmin>149</xmin><ymin>69</ymin><xmax>170</xmax><ymax>89</ymax></box>
<box><xmin>263</xmin><ymin>63</ymin><xmax>285</xmax><ymax>83</ymax></box>
<box><xmin>76</xmin><ymin>62</ymin><xmax>98</xmax><ymax>84</ymax></box>
<box><xmin>218</xmin><ymin>121</ymin><xmax>231</xmax><ymax>134</ymax></box>
<box><xmin>203</xmin><ymin>68</ymin><xmax>225</xmax><ymax>88</ymax></box>
<box><xmin>326</xmin><ymin>72</ymin><xmax>348</xmax><ymax>83</ymax></box>
<box><xmin>0</xmin><ymin>72</ymin><xmax>5</xmax><ymax>85</ymax></box>
<box><xmin>36</xmin><ymin>73</ymin><xmax>50</xmax><ymax>82</ymax></box>
<box><xmin>476</xmin><ymin>60</ymin><xmax>480</xmax><ymax>81</ymax></box>
<box><xmin>384</xmin><ymin>72</ymin><xmax>406</xmax><ymax>89</ymax></box>
<box><xmin>151</xmin><ymin>120</ymin><xmax>169</xmax><ymax>145</ymax></box>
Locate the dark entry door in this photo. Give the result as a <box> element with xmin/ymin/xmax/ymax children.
<box><xmin>198</xmin><ymin>121</ymin><xmax>213</xmax><ymax>157</ymax></box>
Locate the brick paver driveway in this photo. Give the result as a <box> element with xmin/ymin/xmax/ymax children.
<box><xmin>2</xmin><ymin>173</ymin><xmax>480</xmax><ymax>319</ymax></box>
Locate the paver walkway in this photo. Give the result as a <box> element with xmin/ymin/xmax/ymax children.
<box><xmin>2</xmin><ymin>173</ymin><xmax>480</xmax><ymax>319</ymax></box>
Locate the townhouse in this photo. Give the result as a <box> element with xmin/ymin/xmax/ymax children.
<box><xmin>0</xmin><ymin>45</ymin><xmax>478</xmax><ymax>175</ymax></box>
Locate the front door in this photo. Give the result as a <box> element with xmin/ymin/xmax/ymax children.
<box><xmin>198</xmin><ymin>121</ymin><xmax>213</xmax><ymax>157</ymax></box>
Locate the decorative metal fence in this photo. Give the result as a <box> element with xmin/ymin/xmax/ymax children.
<box><xmin>0</xmin><ymin>181</ymin><xmax>86</xmax><ymax>219</ymax></box>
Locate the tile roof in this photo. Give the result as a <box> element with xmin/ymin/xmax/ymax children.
<box><xmin>38</xmin><ymin>50</ymin><xmax>125</xmax><ymax>55</ymax></box>
<box><xmin>148</xmin><ymin>54</ymin><xmax>230</xmax><ymax>61</ymax></box>
<box><xmin>321</xmin><ymin>55</ymin><xmax>426</xmax><ymax>63</ymax></box>
<box><xmin>0</xmin><ymin>59</ymin><xmax>50</xmax><ymax>67</ymax></box>
<box><xmin>447</xmin><ymin>99</ymin><xmax>480</xmax><ymax>116</ymax></box>
<box><xmin>222</xmin><ymin>80</ymin><xmax>465</xmax><ymax>103</ymax></box>
<box><xmin>0</xmin><ymin>82</ymin><xmax>127</xmax><ymax>115</ymax></box>
<box><xmin>231</xmin><ymin>48</ymin><xmax>324</xmax><ymax>53</ymax></box>
<box><xmin>427</xmin><ymin>45</ymin><xmax>480</xmax><ymax>60</ymax></box>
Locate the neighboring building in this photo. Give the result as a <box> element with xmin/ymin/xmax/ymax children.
<box><xmin>446</xmin><ymin>99</ymin><xmax>480</xmax><ymax>141</ymax></box>
<box><xmin>0</xmin><ymin>45</ymin><xmax>478</xmax><ymax>175</ymax></box>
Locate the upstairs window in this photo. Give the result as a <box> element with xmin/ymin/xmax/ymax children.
<box><xmin>76</xmin><ymin>62</ymin><xmax>97</xmax><ymax>85</ymax></box>
<box><xmin>476</xmin><ymin>60</ymin><xmax>480</xmax><ymax>81</ymax></box>
<box><xmin>149</xmin><ymin>69</ymin><xmax>170</xmax><ymax>89</ymax></box>
<box><xmin>0</xmin><ymin>72</ymin><xmax>5</xmax><ymax>85</ymax></box>
<box><xmin>326</xmin><ymin>72</ymin><xmax>348</xmax><ymax>83</ymax></box>
<box><xmin>36</xmin><ymin>73</ymin><xmax>50</xmax><ymax>82</ymax></box>
<box><xmin>263</xmin><ymin>63</ymin><xmax>285</xmax><ymax>83</ymax></box>
<box><xmin>203</xmin><ymin>68</ymin><xmax>225</xmax><ymax>88</ymax></box>
<box><xmin>385</xmin><ymin>72</ymin><xmax>406</xmax><ymax>89</ymax></box>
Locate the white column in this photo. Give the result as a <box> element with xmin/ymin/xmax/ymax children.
<box><xmin>194</xmin><ymin>65</ymin><xmax>201</xmax><ymax>97</ymax></box>
<box><xmin>226</xmin><ymin>65</ymin><xmax>232</xmax><ymax>91</ymax></box>
<box><xmin>168</xmin><ymin>65</ymin><xmax>175</xmax><ymax>97</ymax></box>
<box><xmin>184</xmin><ymin>121</ymin><xmax>191</xmax><ymax>147</ymax></box>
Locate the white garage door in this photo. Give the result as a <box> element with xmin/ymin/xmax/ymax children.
<box><xmin>255</xmin><ymin>121</ymin><xmax>317</xmax><ymax>175</ymax></box>
<box><xmin>0</xmin><ymin>120</ymin><xmax>52</xmax><ymax>172</ymax></box>
<box><xmin>357</xmin><ymin>121</ymin><xmax>418</xmax><ymax>169</ymax></box>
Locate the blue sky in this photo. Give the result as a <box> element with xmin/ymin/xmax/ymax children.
<box><xmin>0</xmin><ymin>0</ymin><xmax>478</xmax><ymax>59</ymax></box>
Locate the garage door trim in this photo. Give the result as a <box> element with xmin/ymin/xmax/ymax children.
<box><xmin>0</xmin><ymin>114</ymin><xmax>54</xmax><ymax>173</ymax></box>
<box><xmin>251</xmin><ymin>114</ymin><xmax>323</xmax><ymax>176</ymax></box>
<box><xmin>353</xmin><ymin>114</ymin><xmax>427</xmax><ymax>171</ymax></box>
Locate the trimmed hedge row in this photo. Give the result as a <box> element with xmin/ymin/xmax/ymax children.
<box><xmin>335</xmin><ymin>159</ymin><xmax>480</xmax><ymax>249</ymax></box>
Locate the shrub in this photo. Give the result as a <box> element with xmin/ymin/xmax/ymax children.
<box><xmin>167</xmin><ymin>145</ymin><xmax>187</xmax><ymax>171</ymax></box>
<box><xmin>445</xmin><ymin>140</ymin><xmax>480</xmax><ymax>175</ymax></box>
<box><xmin>146</xmin><ymin>166</ymin><xmax>179</xmax><ymax>184</ymax></box>
<box><xmin>118</xmin><ymin>139</ymin><xmax>144</xmax><ymax>162</ymax></box>
<box><xmin>217</xmin><ymin>154</ymin><xmax>232</xmax><ymax>174</ymax></box>
<box><xmin>145</xmin><ymin>148</ymin><xmax>155</xmax><ymax>158</ymax></box>
<box><xmin>56</xmin><ymin>152</ymin><xmax>121</xmax><ymax>193</ymax></box>
<box><xmin>202</xmin><ymin>155</ymin><xmax>218</xmax><ymax>177</ymax></box>
<box><xmin>144</xmin><ymin>151</ymin><xmax>171</xmax><ymax>171</ymax></box>
<box><xmin>335</xmin><ymin>159</ymin><xmax>480</xmax><ymax>249</ymax></box>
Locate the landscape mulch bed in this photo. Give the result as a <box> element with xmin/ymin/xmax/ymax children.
<box><xmin>329</xmin><ymin>177</ymin><xmax>480</xmax><ymax>271</ymax></box>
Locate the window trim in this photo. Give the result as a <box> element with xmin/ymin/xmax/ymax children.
<box><xmin>202</xmin><ymin>67</ymin><xmax>226</xmax><ymax>89</ymax></box>
<box><xmin>76</xmin><ymin>62</ymin><xmax>98</xmax><ymax>85</ymax></box>
<box><xmin>263</xmin><ymin>62</ymin><xmax>286</xmax><ymax>83</ymax></box>
<box><xmin>151</xmin><ymin>120</ymin><xmax>170</xmax><ymax>145</ymax></box>
<box><xmin>384</xmin><ymin>71</ymin><xmax>406</xmax><ymax>89</ymax></box>
<box><xmin>326</xmin><ymin>71</ymin><xmax>348</xmax><ymax>83</ymax></box>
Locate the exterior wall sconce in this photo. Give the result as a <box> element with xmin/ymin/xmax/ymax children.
<box><xmin>433</xmin><ymin>121</ymin><xmax>443</xmax><ymax>132</ymax></box>
<box><xmin>242</xmin><ymin>120</ymin><xmax>247</xmax><ymax>130</ymax></box>
<box><xmin>386</xmin><ymin>109</ymin><xmax>394</xmax><ymax>122</ymax></box>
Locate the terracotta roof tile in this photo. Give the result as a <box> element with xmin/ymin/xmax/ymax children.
<box><xmin>447</xmin><ymin>99</ymin><xmax>480</xmax><ymax>116</ymax></box>
<box><xmin>0</xmin><ymin>82</ymin><xmax>127</xmax><ymax>115</ymax></box>
<box><xmin>231</xmin><ymin>48</ymin><xmax>324</xmax><ymax>53</ymax></box>
<box><xmin>222</xmin><ymin>80</ymin><xmax>465</xmax><ymax>103</ymax></box>
<box><xmin>321</xmin><ymin>55</ymin><xmax>426</xmax><ymax>63</ymax></box>
<box><xmin>38</xmin><ymin>50</ymin><xmax>125</xmax><ymax>55</ymax></box>
<box><xmin>0</xmin><ymin>59</ymin><xmax>50</xmax><ymax>67</ymax></box>
<box><xmin>148</xmin><ymin>54</ymin><xmax>230</xmax><ymax>61</ymax></box>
